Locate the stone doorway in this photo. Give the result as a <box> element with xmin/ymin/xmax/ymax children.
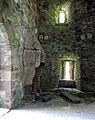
<box><xmin>62</xmin><ymin>61</ymin><xmax>74</xmax><ymax>80</ymax></box>
<box><xmin>59</xmin><ymin>60</ymin><xmax>75</xmax><ymax>88</ymax></box>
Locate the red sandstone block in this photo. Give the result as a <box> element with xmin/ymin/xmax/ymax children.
<box><xmin>0</xmin><ymin>65</ymin><xmax>12</xmax><ymax>70</ymax></box>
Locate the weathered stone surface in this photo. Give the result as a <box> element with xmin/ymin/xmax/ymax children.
<box><xmin>24</xmin><ymin>67</ymin><xmax>35</xmax><ymax>85</ymax></box>
<box><xmin>2</xmin><ymin>0</ymin><xmax>95</xmax><ymax>108</ymax></box>
<box><xmin>11</xmin><ymin>71</ymin><xmax>20</xmax><ymax>80</ymax></box>
<box><xmin>70</xmin><ymin>0</ymin><xmax>95</xmax><ymax>91</ymax></box>
<box><xmin>0</xmin><ymin>23</ymin><xmax>9</xmax><ymax>43</ymax></box>
<box><xmin>60</xmin><ymin>91</ymin><xmax>81</xmax><ymax>104</ymax></box>
<box><xmin>35</xmin><ymin>50</ymin><xmax>41</xmax><ymax>68</ymax></box>
<box><xmin>37</xmin><ymin>0</ymin><xmax>95</xmax><ymax>92</ymax></box>
<box><xmin>24</xmin><ymin>50</ymin><xmax>35</xmax><ymax>67</ymax></box>
<box><xmin>0</xmin><ymin>71</ymin><xmax>11</xmax><ymax>81</ymax></box>
<box><xmin>0</xmin><ymin>23</ymin><xmax>12</xmax><ymax>108</ymax></box>
<box><xmin>0</xmin><ymin>65</ymin><xmax>12</xmax><ymax>71</ymax></box>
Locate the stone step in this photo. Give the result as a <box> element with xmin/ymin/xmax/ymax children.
<box><xmin>58</xmin><ymin>80</ymin><xmax>76</xmax><ymax>88</ymax></box>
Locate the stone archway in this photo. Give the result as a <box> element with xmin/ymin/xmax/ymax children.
<box><xmin>0</xmin><ymin>23</ymin><xmax>12</xmax><ymax>108</ymax></box>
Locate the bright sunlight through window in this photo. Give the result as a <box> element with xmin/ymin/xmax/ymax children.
<box><xmin>65</xmin><ymin>61</ymin><xmax>70</xmax><ymax>80</ymax></box>
<box><xmin>59</xmin><ymin>11</ymin><xmax>66</xmax><ymax>23</ymax></box>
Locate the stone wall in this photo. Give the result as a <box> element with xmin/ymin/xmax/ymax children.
<box><xmin>0</xmin><ymin>0</ymin><xmax>45</xmax><ymax>108</ymax></box>
<box><xmin>74</xmin><ymin>0</ymin><xmax>95</xmax><ymax>91</ymax></box>
<box><xmin>23</xmin><ymin>0</ymin><xmax>45</xmax><ymax>97</ymax></box>
<box><xmin>37</xmin><ymin>0</ymin><xmax>81</xmax><ymax>91</ymax></box>
<box><xmin>37</xmin><ymin>0</ymin><xmax>95</xmax><ymax>92</ymax></box>
<box><xmin>0</xmin><ymin>24</ymin><xmax>12</xmax><ymax>108</ymax></box>
<box><xmin>0</xmin><ymin>0</ymin><xmax>23</xmax><ymax>108</ymax></box>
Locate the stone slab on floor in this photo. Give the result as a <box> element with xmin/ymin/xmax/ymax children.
<box><xmin>60</xmin><ymin>91</ymin><xmax>81</xmax><ymax>103</ymax></box>
<box><xmin>0</xmin><ymin>108</ymin><xmax>10</xmax><ymax>117</ymax></box>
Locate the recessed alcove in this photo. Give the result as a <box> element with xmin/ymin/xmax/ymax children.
<box><xmin>58</xmin><ymin>53</ymin><xmax>80</xmax><ymax>89</ymax></box>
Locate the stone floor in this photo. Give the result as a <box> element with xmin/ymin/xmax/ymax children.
<box><xmin>0</xmin><ymin>93</ymin><xmax>95</xmax><ymax>120</ymax></box>
<box><xmin>0</xmin><ymin>108</ymin><xmax>9</xmax><ymax>118</ymax></box>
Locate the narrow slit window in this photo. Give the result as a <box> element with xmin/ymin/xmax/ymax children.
<box><xmin>59</xmin><ymin>11</ymin><xmax>66</xmax><ymax>23</ymax></box>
